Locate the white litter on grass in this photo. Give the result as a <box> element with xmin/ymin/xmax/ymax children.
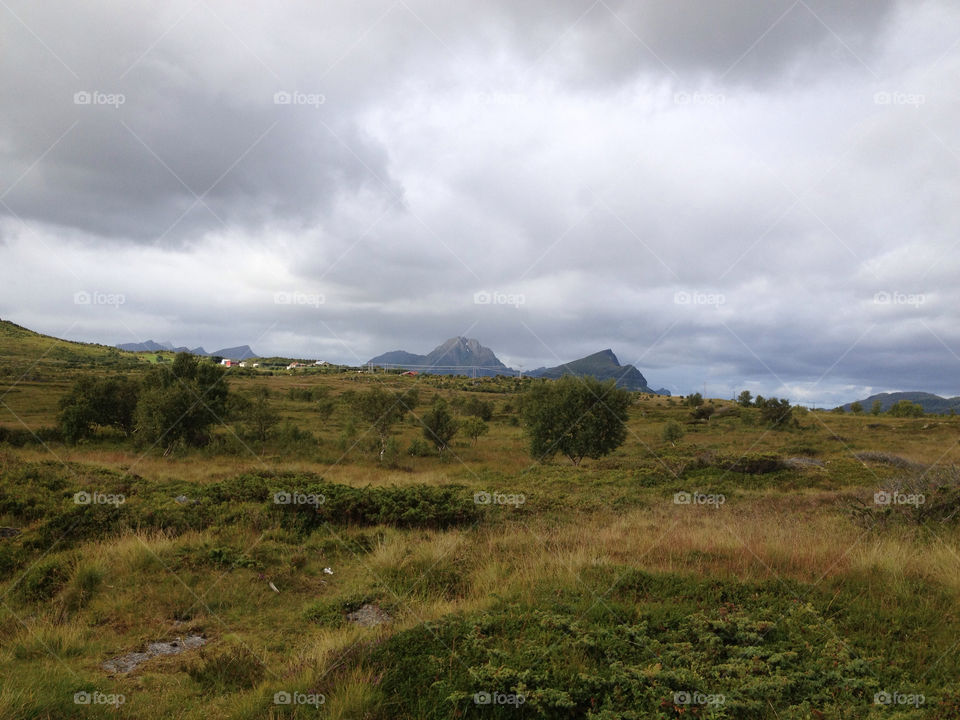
<box><xmin>269</xmin><ymin>581</ymin><xmax>280</xmax><ymax>593</ymax></box>
<box><xmin>323</xmin><ymin>567</ymin><xmax>334</xmax><ymax>575</ymax></box>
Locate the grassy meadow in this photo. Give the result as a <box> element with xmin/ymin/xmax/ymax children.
<box><xmin>1</xmin><ymin>323</ymin><xmax>960</xmax><ymax>718</ymax></box>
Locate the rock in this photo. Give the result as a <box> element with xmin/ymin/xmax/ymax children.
<box><xmin>102</xmin><ymin>634</ymin><xmax>206</xmax><ymax>674</ymax></box>
<box><xmin>346</xmin><ymin>604</ymin><xmax>391</xmax><ymax>627</ymax></box>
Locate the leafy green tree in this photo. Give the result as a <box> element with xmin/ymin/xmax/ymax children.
<box><xmin>662</xmin><ymin>420</ymin><xmax>684</xmax><ymax>445</ymax></box>
<box><xmin>346</xmin><ymin>386</ymin><xmax>418</xmax><ymax>462</ymax></box>
<box><xmin>760</xmin><ymin>397</ymin><xmax>797</xmax><ymax>430</ymax></box>
<box><xmin>58</xmin><ymin>375</ymin><xmax>140</xmax><ymax>443</ymax></box>
<box><xmin>422</xmin><ymin>397</ymin><xmax>458</xmax><ymax>454</ymax></box>
<box><xmin>135</xmin><ymin>352</ymin><xmax>229</xmax><ymax>449</ymax></box>
<box><xmin>522</xmin><ymin>376</ymin><xmax>631</xmax><ymax>465</ymax></box>
<box><xmin>685</xmin><ymin>392</ymin><xmax>704</xmax><ymax>408</ymax></box>
<box><xmin>754</xmin><ymin>395</ymin><xmax>766</xmax><ymax>409</ymax></box>
<box><xmin>462</xmin><ymin>397</ymin><xmax>493</xmax><ymax>421</ymax></box>
<box><xmin>870</xmin><ymin>400</ymin><xmax>883</xmax><ymax>416</ymax></box>
<box><xmin>887</xmin><ymin>400</ymin><xmax>924</xmax><ymax>418</ymax></box>
<box><xmin>460</xmin><ymin>416</ymin><xmax>489</xmax><ymax>446</ymax></box>
<box><xmin>737</xmin><ymin>390</ymin><xmax>754</xmax><ymax>407</ymax></box>
<box><xmin>850</xmin><ymin>401</ymin><xmax>863</xmax><ymax>414</ymax></box>
<box><xmin>243</xmin><ymin>387</ymin><xmax>279</xmax><ymax>442</ymax></box>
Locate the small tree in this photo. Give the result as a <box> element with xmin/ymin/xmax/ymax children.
<box><xmin>422</xmin><ymin>398</ymin><xmax>458</xmax><ymax>454</ymax></box>
<box><xmin>760</xmin><ymin>397</ymin><xmax>797</xmax><ymax>430</ymax></box>
<box><xmin>460</xmin><ymin>416</ymin><xmax>489</xmax><ymax>446</ymax></box>
<box><xmin>870</xmin><ymin>400</ymin><xmax>883</xmax><ymax>416</ymax></box>
<box><xmin>685</xmin><ymin>392</ymin><xmax>704</xmax><ymax>408</ymax></box>
<box><xmin>888</xmin><ymin>400</ymin><xmax>924</xmax><ymax>418</ymax></box>
<box><xmin>59</xmin><ymin>375</ymin><xmax>140</xmax><ymax>443</ymax></box>
<box><xmin>347</xmin><ymin>386</ymin><xmax>417</xmax><ymax>462</ymax></box>
<box><xmin>662</xmin><ymin>420</ymin><xmax>684</xmax><ymax>445</ymax></box>
<box><xmin>850</xmin><ymin>401</ymin><xmax>863</xmax><ymax>414</ymax></box>
<box><xmin>522</xmin><ymin>376</ymin><xmax>631</xmax><ymax>465</ymax></box>
<box><xmin>737</xmin><ymin>390</ymin><xmax>754</xmax><ymax>408</ymax></box>
<box><xmin>243</xmin><ymin>387</ymin><xmax>279</xmax><ymax>442</ymax></box>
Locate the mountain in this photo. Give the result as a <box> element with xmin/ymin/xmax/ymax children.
<box><xmin>843</xmin><ymin>391</ymin><xmax>960</xmax><ymax>414</ymax></box>
<box><xmin>368</xmin><ymin>337</ymin><xmax>510</xmax><ymax>377</ymax></box>
<box><xmin>527</xmin><ymin>349</ymin><xmax>660</xmax><ymax>392</ymax></box>
<box><xmin>115</xmin><ymin>340</ymin><xmax>256</xmax><ymax>359</ymax></box>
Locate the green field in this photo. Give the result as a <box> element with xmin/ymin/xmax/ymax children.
<box><xmin>1</xmin><ymin>321</ymin><xmax>959</xmax><ymax>718</ymax></box>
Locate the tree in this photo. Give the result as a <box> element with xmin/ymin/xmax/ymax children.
<box><xmin>462</xmin><ymin>397</ymin><xmax>493</xmax><ymax>421</ymax></box>
<box><xmin>870</xmin><ymin>400</ymin><xmax>883</xmax><ymax>416</ymax></box>
<box><xmin>662</xmin><ymin>420</ymin><xmax>684</xmax><ymax>445</ymax></box>
<box><xmin>243</xmin><ymin>387</ymin><xmax>279</xmax><ymax>442</ymax></box>
<box><xmin>754</xmin><ymin>395</ymin><xmax>766</xmax><ymax>409</ymax></box>
<box><xmin>422</xmin><ymin>397</ymin><xmax>458</xmax><ymax>454</ymax></box>
<box><xmin>460</xmin><ymin>416</ymin><xmax>489</xmax><ymax>445</ymax></box>
<box><xmin>346</xmin><ymin>386</ymin><xmax>417</xmax><ymax>462</ymax></box>
<box><xmin>685</xmin><ymin>392</ymin><xmax>704</xmax><ymax>408</ymax></box>
<box><xmin>759</xmin><ymin>397</ymin><xmax>797</xmax><ymax>430</ymax></box>
<box><xmin>887</xmin><ymin>400</ymin><xmax>924</xmax><ymax>418</ymax></box>
<box><xmin>850</xmin><ymin>401</ymin><xmax>863</xmax><ymax>414</ymax></box>
<box><xmin>59</xmin><ymin>375</ymin><xmax>140</xmax><ymax>443</ymax></box>
<box><xmin>737</xmin><ymin>390</ymin><xmax>754</xmax><ymax>407</ymax></box>
<box><xmin>521</xmin><ymin>376</ymin><xmax>631</xmax><ymax>465</ymax></box>
<box><xmin>134</xmin><ymin>352</ymin><xmax>229</xmax><ymax>449</ymax></box>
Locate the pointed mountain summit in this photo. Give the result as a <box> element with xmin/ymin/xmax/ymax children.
<box><xmin>528</xmin><ymin>349</ymin><xmax>657</xmax><ymax>392</ymax></box>
<box><xmin>368</xmin><ymin>337</ymin><xmax>509</xmax><ymax>376</ymax></box>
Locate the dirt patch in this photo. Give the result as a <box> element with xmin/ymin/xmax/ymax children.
<box><xmin>346</xmin><ymin>604</ymin><xmax>391</xmax><ymax>627</ymax></box>
<box><xmin>102</xmin><ymin>635</ymin><xmax>206</xmax><ymax>674</ymax></box>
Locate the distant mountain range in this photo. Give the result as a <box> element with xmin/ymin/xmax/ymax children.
<box><xmin>368</xmin><ymin>337</ymin><xmax>667</xmax><ymax>393</ymax></box>
<box><xmin>116</xmin><ymin>340</ymin><xmax>257</xmax><ymax>360</ymax></box>
<box><xmin>843</xmin><ymin>391</ymin><xmax>960</xmax><ymax>415</ymax></box>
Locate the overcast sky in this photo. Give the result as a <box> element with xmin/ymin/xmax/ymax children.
<box><xmin>2</xmin><ymin>0</ymin><xmax>959</xmax><ymax>404</ymax></box>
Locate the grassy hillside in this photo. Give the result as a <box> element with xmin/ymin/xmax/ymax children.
<box><xmin>2</xmin><ymin>326</ymin><xmax>960</xmax><ymax>718</ymax></box>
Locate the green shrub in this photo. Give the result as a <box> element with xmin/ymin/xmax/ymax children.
<box><xmin>184</xmin><ymin>640</ymin><xmax>265</xmax><ymax>693</ymax></box>
<box><xmin>16</xmin><ymin>556</ymin><xmax>71</xmax><ymax>602</ymax></box>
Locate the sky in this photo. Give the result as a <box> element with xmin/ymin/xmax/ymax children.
<box><xmin>1</xmin><ymin>0</ymin><xmax>959</xmax><ymax>405</ymax></box>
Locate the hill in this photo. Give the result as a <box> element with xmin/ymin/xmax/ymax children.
<box><xmin>528</xmin><ymin>348</ymin><xmax>662</xmax><ymax>392</ymax></box>
<box><xmin>368</xmin><ymin>337</ymin><xmax>511</xmax><ymax>377</ymax></box>
<box><xmin>843</xmin><ymin>391</ymin><xmax>960</xmax><ymax>414</ymax></box>
<box><xmin>116</xmin><ymin>340</ymin><xmax>257</xmax><ymax>359</ymax></box>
